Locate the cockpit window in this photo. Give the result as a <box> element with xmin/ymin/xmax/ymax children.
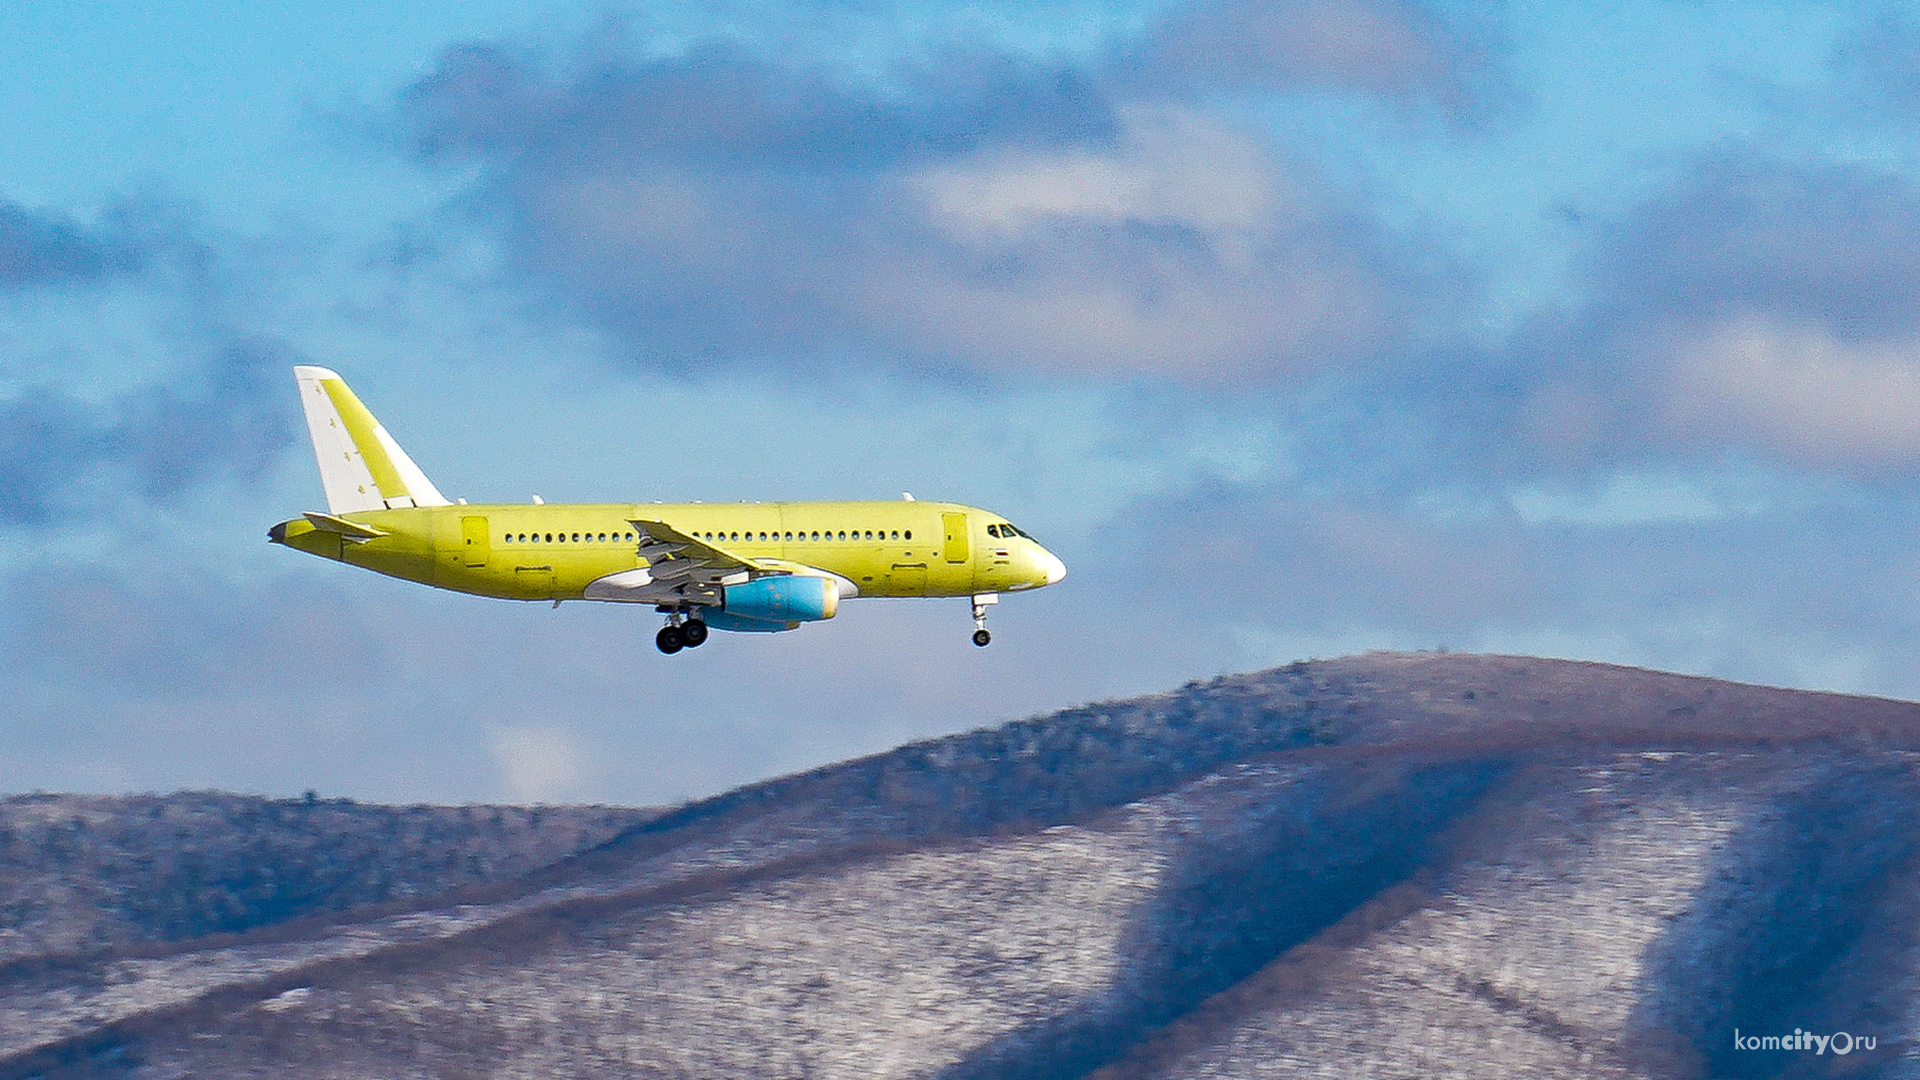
<box><xmin>991</xmin><ymin>522</ymin><xmax>1032</xmax><ymax>540</ymax></box>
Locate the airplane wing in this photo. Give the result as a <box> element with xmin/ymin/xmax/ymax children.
<box><xmin>581</xmin><ymin>519</ymin><xmax>771</xmax><ymax>606</ymax></box>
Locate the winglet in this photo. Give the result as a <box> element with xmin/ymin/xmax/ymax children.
<box><xmin>292</xmin><ymin>367</ymin><xmax>450</xmax><ymax>514</ymax></box>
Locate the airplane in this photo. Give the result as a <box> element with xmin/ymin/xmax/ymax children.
<box><xmin>268</xmin><ymin>367</ymin><xmax>1066</xmax><ymax>654</ymax></box>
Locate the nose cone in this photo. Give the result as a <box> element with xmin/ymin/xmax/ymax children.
<box><xmin>1040</xmin><ymin>550</ymin><xmax>1067</xmax><ymax>585</ymax></box>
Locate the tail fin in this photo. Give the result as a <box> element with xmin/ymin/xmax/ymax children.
<box><xmin>292</xmin><ymin>366</ymin><xmax>449</xmax><ymax>514</ymax></box>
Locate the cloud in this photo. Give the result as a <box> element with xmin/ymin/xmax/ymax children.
<box><xmin>1135</xmin><ymin>0</ymin><xmax>1502</xmax><ymax>115</ymax></box>
<box><xmin>0</xmin><ymin>186</ymin><xmax>300</xmax><ymax>528</ymax></box>
<box><xmin>487</xmin><ymin>726</ymin><xmax>592</xmax><ymax>803</ymax></box>
<box><xmin>1660</xmin><ymin>315</ymin><xmax>1920</xmax><ymax>466</ymax></box>
<box><xmin>0</xmin><ymin>198</ymin><xmax>145</xmax><ymax>289</ymax></box>
<box><xmin>0</xmin><ymin>560</ymin><xmax>387</xmax><ymax>703</ymax></box>
<box><xmin>0</xmin><ymin>338</ymin><xmax>295</xmax><ymax>526</ymax></box>
<box><xmin>1125</xmin><ymin>482</ymin><xmax>1540</xmax><ymax>636</ymax></box>
<box><xmin>1083</xmin><ymin>460</ymin><xmax>1920</xmax><ymax>699</ymax></box>
<box><xmin>1594</xmin><ymin>157</ymin><xmax>1920</xmax><ymax>336</ymax></box>
<box><xmin>1833</xmin><ymin>7</ymin><xmax>1920</xmax><ymax>112</ymax></box>
<box><xmin>396</xmin><ymin>33</ymin><xmax>1458</xmax><ymax>382</ymax></box>
<box><xmin>1492</xmin><ymin>154</ymin><xmax>1920</xmax><ymax>473</ymax></box>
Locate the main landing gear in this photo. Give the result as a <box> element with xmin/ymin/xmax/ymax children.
<box><xmin>971</xmin><ymin>593</ymin><xmax>998</xmax><ymax>647</ymax></box>
<box><xmin>656</xmin><ymin>614</ymin><xmax>709</xmax><ymax>655</ymax></box>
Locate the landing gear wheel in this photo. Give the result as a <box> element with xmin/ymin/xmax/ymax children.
<box><xmin>656</xmin><ymin>625</ymin><xmax>686</xmax><ymax>654</ymax></box>
<box><xmin>970</xmin><ymin>594</ymin><xmax>997</xmax><ymax>648</ymax></box>
<box><xmin>681</xmin><ymin>619</ymin><xmax>709</xmax><ymax>647</ymax></box>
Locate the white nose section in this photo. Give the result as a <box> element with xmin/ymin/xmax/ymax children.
<box><xmin>1041</xmin><ymin>551</ymin><xmax>1067</xmax><ymax>585</ymax></box>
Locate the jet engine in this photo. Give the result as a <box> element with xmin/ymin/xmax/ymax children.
<box><xmin>702</xmin><ymin>575</ymin><xmax>839</xmax><ymax>632</ymax></box>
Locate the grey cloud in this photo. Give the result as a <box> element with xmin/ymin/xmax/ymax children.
<box><xmin>0</xmin><ymin>339</ymin><xmax>295</xmax><ymax>527</ymax></box>
<box><xmin>0</xmin><ymin>392</ymin><xmax>104</xmax><ymax>525</ymax></box>
<box><xmin>1592</xmin><ymin>156</ymin><xmax>1920</xmax><ymax>336</ymax></box>
<box><xmin>0</xmin><ymin>198</ymin><xmax>146</xmax><ymax>289</ymax></box>
<box><xmin>1833</xmin><ymin>7</ymin><xmax>1920</xmax><ymax>112</ymax></box>
<box><xmin>1096</xmin><ymin>471</ymin><xmax>1920</xmax><ymax>692</ymax></box>
<box><xmin>397</xmin><ymin>31</ymin><xmax>1462</xmax><ymax>381</ymax></box>
<box><xmin>406</xmin><ymin>42</ymin><xmax>1119</xmax><ymax>172</ymax></box>
<box><xmin>1132</xmin><ymin>0</ymin><xmax>1506</xmax><ymax>117</ymax></box>
<box><xmin>1452</xmin><ymin>154</ymin><xmax>1920</xmax><ymax>473</ymax></box>
<box><xmin>113</xmin><ymin>339</ymin><xmax>294</xmax><ymax>500</ymax></box>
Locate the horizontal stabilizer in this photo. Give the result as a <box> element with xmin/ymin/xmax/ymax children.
<box><xmin>302</xmin><ymin>512</ymin><xmax>388</xmax><ymax>541</ymax></box>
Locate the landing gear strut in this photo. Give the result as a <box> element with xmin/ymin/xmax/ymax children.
<box><xmin>971</xmin><ymin>593</ymin><xmax>997</xmax><ymax>647</ymax></box>
<box><xmin>656</xmin><ymin>613</ymin><xmax>710</xmax><ymax>655</ymax></box>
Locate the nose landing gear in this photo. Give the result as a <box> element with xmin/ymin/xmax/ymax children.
<box><xmin>971</xmin><ymin>593</ymin><xmax>998</xmax><ymax>647</ymax></box>
<box><xmin>656</xmin><ymin>613</ymin><xmax>710</xmax><ymax>654</ymax></box>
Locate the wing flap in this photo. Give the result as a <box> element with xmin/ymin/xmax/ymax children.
<box><xmin>582</xmin><ymin>519</ymin><xmax>776</xmax><ymax>605</ymax></box>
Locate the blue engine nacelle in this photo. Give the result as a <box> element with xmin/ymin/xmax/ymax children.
<box><xmin>703</xmin><ymin>575</ymin><xmax>840</xmax><ymax>632</ymax></box>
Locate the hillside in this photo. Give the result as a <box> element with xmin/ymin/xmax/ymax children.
<box><xmin>4</xmin><ymin>653</ymin><xmax>1918</xmax><ymax>1079</ymax></box>
<box><xmin>0</xmin><ymin>794</ymin><xmax>655</xmax><ymax>967</ymax></box>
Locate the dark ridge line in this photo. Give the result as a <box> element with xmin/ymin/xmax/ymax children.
<box><xmin>1378</xmin><ymin>652</ymin><xmax>1918</xmax><ymax>707</ymax></box>
<box><xmin>499</xmin><ymin>674</ymin><xmax>1342</xmax><ymax>886</ymax></box>
<box><xmin>527</xmin><ymin>650</ymin><xmax>1898</xmax><ymax>885</ymax></box>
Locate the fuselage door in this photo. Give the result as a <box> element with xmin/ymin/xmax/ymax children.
<box><xmin>889</xmin><ymin>563</ymin><xmax>928</xmax><ymax>595</ymax></box>
<box><xmin>941</xmin><ymin>512</ymin><xmax>969</xmax><ymax>564</ymax></box>
<box><xmin>460</xmin><ymin>515</ymin><xmax>491</xmax><ymax>568</ymax></box>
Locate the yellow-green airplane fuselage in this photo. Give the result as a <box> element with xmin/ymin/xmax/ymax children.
<box><xmin>268</xmin><ymin>366</ymin><xmax>1064</xmax><ymax>651</ymax></box>
<box><xmin>270</xmin><ymin>499</ymin><xmax>1054</xmax><ymax>600</ymax></box>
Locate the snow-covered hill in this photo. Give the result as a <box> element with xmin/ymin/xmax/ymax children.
<box><xmin>5</xmin><ymin>653</ymin><xmax>1917</xmax><ymax>1079</ymax></box>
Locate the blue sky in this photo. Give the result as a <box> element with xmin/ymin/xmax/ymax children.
<box><xmin>7</xmin><ymin>0</ymin><xmax>1920</xmax><ymax>804</ymax></box>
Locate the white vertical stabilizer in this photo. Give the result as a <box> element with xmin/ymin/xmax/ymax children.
<box><xmin>292</xmin><ymin>366</ymin><xmax>449</xmax><ymax>514</ymax></box>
